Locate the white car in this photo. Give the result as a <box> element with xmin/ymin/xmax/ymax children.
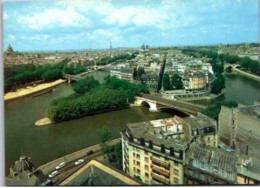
<box><xmin>48</xmin><ymin>170</ymin><xmax>59</xmax><ymax>178</ymax></box>
<box><xmin>75</xmin><ymin>159</ymin><xmax>84</xmax><ymax>166</ymax></box>
<box><xmin>55</xmin><ymin>162</ymin><xmax>66</xmax><ymax>170</ymax></box>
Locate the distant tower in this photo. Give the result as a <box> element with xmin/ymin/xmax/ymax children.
<box><xmin>109</xmin><ymin>41</ymin><xmax>112</xmax><ymax>56</ymax></box>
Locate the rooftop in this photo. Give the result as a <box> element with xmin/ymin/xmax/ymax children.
<box><xmin>237</xmin><ymin>105</ymin><xmax>260</xmax><ymax>120</ymax></box>
<box><xmin>59</xmin><ymin>160</ymin><xmax>141</xmax><ymax>186</ymax></box>
<box><xmin>126</xmin><ymin>116</ymin><xmax>190</xmax><ymax>150</ymax></box>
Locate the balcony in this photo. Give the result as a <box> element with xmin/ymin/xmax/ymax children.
<box><xmin>151</xmin><ymin>172</ymin><xmax>170</xmax><ymax>185</ymax></box>
<box><xmin>151</xmin><ymin>156</ymin><xmax>170</xmax><ymax>169</ymax></box>
<box><xmin>151</xmin><ymin>165</ymin><xmax>170</xmax><ymax>177</ymax></box>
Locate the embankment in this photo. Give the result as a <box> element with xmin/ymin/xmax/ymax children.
<box><xmin>4</xmin><ymin>79</ymin><xmax>67</xmax><ymax>102</ymax></box>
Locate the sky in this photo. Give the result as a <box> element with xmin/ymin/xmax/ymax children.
<box><xmin>3</xmin><ymin>0</ymin><xmax>259</xmax><ymax>51</ymax></box>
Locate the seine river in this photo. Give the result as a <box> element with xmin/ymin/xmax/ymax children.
<box><xmin>4</xmin><ymin>70</ymin><xmax>260</xmax><ymax>173</ymax></box>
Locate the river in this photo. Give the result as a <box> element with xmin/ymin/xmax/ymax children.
<box><xmin>4</xmin><ymin>71</ymin><xmax>174</xmax><ymax>173</ymax></box>
<box><xmin>4</xmin><ymin>70</ymin><xmax>260</xmax><ymax>174</ymax></box>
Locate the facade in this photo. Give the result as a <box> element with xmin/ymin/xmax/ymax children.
<box><xmin>184</xmin><ymin>142</ymin><xmax>237</xmax><ymax>185</ymax></box>
<box><xmin>182</xmin><ymin>72</ymin><xmax>206</xmax><ymax>91</ymax></box>
<box><xmin>121</xmin><ymin>114</ymin><xmax>218</xmax><ymax>185</ymax></box>
<box><xmin>141</xmin><ymin>74</ymin><xmax>159</xmax><ymax>89</ymax></box>
<box><xmin>110</xmin><ymin>68</ymin><xmax>134</xmax><ymax>82</ymax></box>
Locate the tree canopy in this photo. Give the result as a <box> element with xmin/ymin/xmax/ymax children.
<box><xmin>171</xmin><ymin>73</ymin><xmax>183</xmax><ymax>89</ymax></box>
<box><xmin>73</xmin><ymin>76</ymin><xmax>100</xmax><ymax>94</ymax></box>
<box><xmin>162</xmin><ymin>73</ymin><xmax>172</xmax><ymax>90</ymax></box>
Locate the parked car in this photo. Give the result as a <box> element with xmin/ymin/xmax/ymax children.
<box><xmin>48</xmin><ymin>171</ymin><xmax>59</xmax><ymax>178</ymax></box>
<box><xmin>75</xmin><ymin>159</ymin><xmax>84</xmax><ymax>166</ymax></box>
<box><xmin>55</xmin><ymin>162</ymin><xmax>66</xmax><ymax>170</ymax></box>
<box><xmin>87</xmin><ymin>150</ymin><xmax>94</xmax><ymax>156</ymax></box>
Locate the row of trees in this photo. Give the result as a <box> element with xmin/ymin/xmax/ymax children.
<box><xmin>96</xmin><ymin>52</ymin><xmax>138</xmax><ymax>66</ymax></box>
<box><xmin>162</xmin><ymin>73</ymin><xmax>183</xmax><ymax>90</ymax></box>
<box><xmin>63</xmin><ymin>65</ymin><xmax>86</xmax><ymax>75</ymax></box>
<box><xmin>4</xmin><ymin>62</ymin><xmax>66</xmax><ymax>91</ymax></box>
<box><xmin>47</xmin><ymin>76</ymin><xmax>149</xmax><ymax>123</ymax></box>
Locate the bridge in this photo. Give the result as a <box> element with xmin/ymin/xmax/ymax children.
<box><xmin>63</xmin><ymin>64</ymin><xmax>112</xmax><ymax>82</ymax></box>
<box><xmin>134</xmin><ymin>94</ymin><xmax>207</xmax><ymax>115</ymax></box>
<box><xmin>224</xmin><ymin>64</ymin><xmax>241</xmax><ymax>70</ymax></box>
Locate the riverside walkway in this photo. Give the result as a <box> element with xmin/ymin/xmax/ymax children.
<box><xmin>232</xmin><ymin>67</ymin><xmax>260</xmax><ymax>82</ymax></box>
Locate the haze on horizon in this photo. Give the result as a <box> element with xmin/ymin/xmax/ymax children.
<box><xmin>3</xmin><ymin>0</ymin><xmax>259</xmax><ymax>51</ymax></box>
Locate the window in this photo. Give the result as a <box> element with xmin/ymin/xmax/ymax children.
<box><xmin>137</xmin><ymin>161</ymin><xmax>140</xmax><ymax>166</ymax></box>
<box><xmin>133</xmin><ymin>159</ymin><xmax>135</xmax><ymax>164</ymax></box>
<box><xmin>145</xmin><ymin>165</ymin><xmax>149</xmax><ymax>170</ymax></box>
<box><xmin>213</xmin><ymin>141</ymin><xmax>216</xmax><ymax>147</ymax></box>
<box><xmin>174</xmin><ymin>178</ymin><xmax>179</xmax><ymax>184</ymax></box>
<box><xmin>133</xmin><ymin>153</ymin><xmax>136</xmax><ymax>157</ymax></box>
<box><xmin>145</xmin><ymin>151</ymin><xmax>148</xmax><ymax>155</ymax></box>
<box><xmin>174</xmin><ymin>169</ymin><xmax>179</xmax><ymax>175</ymax></box>
<box><xmin>136</xmin><ymin>154</ymin><xmax>140</xmax><ymax>159</ymax></box>
<box><xmin>145</xmin><ymin>172</ymin><xmax>149</xmax><ymax>177</ymax></box>
<box><xmin>174</xmin><ymin>161</ymin><xmax>179</xmax><ymax>167</ymax></box>
<box><xmin>133</xmin><ymin>167</ymin><xmax>136</xmax><ymax>172</ymax></box>
<box><xmin>145</xmin><ymin>157</ymin><xmax>149</xmax><ymax>162</ymax></box>
<box><xmin>208</xmin><ymin>137</ymin><xmax>210</xmax><ymax>142</ymax></box>
<box><xmin>137</xmin><ymin>169</ymin><xmax>140</xmax><ymax>174</ymax></box>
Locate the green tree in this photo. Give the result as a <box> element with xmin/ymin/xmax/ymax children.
<box><xmin>171</xmin><ymin>73</ymin><xmax>183</xmax><ymax>89</ymax></box>
<box><xmin>73</xmin><ymin>76</ymin><xmax>100</xmax><ymax>94</ymax></box>
<box><xmin>98</xmin><ymin>125</ymin><xmax>112</xmax><ymax>143</ymax></box>
<box><xmin>162</xmin><ymin>73</ymin><xmax>172</xmax><ymax>90</ymax></box>
<box><xmin>211</xmin><ymin>73</ymin><xmax>225</xmax><ymax>94</ymax></box>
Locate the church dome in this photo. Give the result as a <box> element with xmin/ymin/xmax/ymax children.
<box><xmin>13</xmin><ymin>155</ymin><xmax>35</xmax><ymax>174</ymax></box>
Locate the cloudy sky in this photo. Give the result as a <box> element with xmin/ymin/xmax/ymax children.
<box><xmin>3</xmin><ymin>0</ymin><xmax>259</xmax><ymax>51</ymax></box>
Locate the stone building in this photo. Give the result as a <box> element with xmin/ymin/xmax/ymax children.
<box><xmin>120</xmin><ymin>114</ymin><xmax>218</xmax><ymax>185</ymax></box>
<box><xmin>182</xmin><ymin>72</ymin><xmax>207</xmax><ymax>91</ymax></box>
<box><xmin>219</xmin><ymin>103</ymin><xmax>260</xmax><ymax>184</ymax></box>
<box><xmin>110</xmin><ymin>68</ymin><xmax>134</xmax><ymax>82</ymax></box>
<box><xmin>184</xmin><ymin>142</ymin><xmax>237</xmax><ymax>184</ymax></box>
<box><xmin>5</xmin><ymin>155</ymin><xmax>50</xmax><ymax>186</ymax></box>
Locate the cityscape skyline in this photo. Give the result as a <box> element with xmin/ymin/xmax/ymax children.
<box><xmin>3</xmin><ymin>0</ymin><xmax>259</xmax><ymax>51</ymax></box>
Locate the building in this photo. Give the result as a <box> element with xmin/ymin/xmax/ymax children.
<box><xmin>141</xmin><ymin>74</ymin><xmax>159</xmax><ymax>89</ymax></box>
<box><xmin>110</xmin><ymin>68</ymin><xmax>134</xmax><ymax>82</ymax></box>
<box><xmin>121</xmin><ymin>113</ymin><xmax>218</xmax><ymax>185</ymax></box>
<box><xmin>182</xmin><ymin>72</ymin><xmax>207</xmax><ymax>91</ymax></box>
<box><xmin>184</xmin><ymin>142</ymin><xmax>237</xmax><ymax>185</ymax></box>
<box><xmin>219</xmin><ymin>103</ymin><xmax>260</xmax><ymax>184</ymax></box>
<box><xmin>5</xmin><ymin>155</ymin><xmax>50</xmax><ymax>186</ymax></box>
<box><xmin>59</xmin><ymin>159</ymin><xmax>141</xmax><ymax>185</ymax></box>
<box><xmin>185</xmin><ymin>113</ymin><xmax>218</xmax><ymax>147</ymax></box>
<box><xmin>219</xmin><ymin>104</ymin><xmax>260</xmax><ymax>151</ymax></box>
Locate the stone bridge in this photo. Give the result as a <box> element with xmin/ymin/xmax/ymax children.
<box><xmin>224</xmin><ymin>64</ymin><xmax>241</xmax><ymax>70</ymax></box>
<box><xmin>134</xmin><ymin>94</ymin><xmax>207</xmax><ymax>115</ymax></box>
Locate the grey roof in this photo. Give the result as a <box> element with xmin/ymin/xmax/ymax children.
<box><xmin>186</xmin><ymin>142</ymin><xmax>237</xmax><ymax>173</ymax></box>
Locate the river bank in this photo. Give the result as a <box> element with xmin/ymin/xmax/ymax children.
<box><xmin>35</xmin><ymin>105</ymin><xmax>130</xmax><ymax>126</ymax></box>
<box><xmin>4</xmin><ymin>79</ymin><xmax>67</xmax><ymax>102</ymax></box>
<box><xmin>232</xmin><ymin>67</ymin><xmax>260</xmax><ymax>82</ymax></box>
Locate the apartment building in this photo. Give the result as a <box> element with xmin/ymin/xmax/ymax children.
<box><xmin>121</xmin><ymin>114</ymin><xmax>218</xmax><ymax>185</ymax></box>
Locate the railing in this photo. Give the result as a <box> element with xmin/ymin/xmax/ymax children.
<box><xmin>151</xmin><ymin>156</ymin><xmax>170</xmax><ymax>169</ymax></box>
<box><xmin>151</xmin><ymin>172</ymin><xmax>170</xmax><ymax>185</ymax></box>
<box><xmin>151</xmin><ymin>165</ymin><xmax>170</xmax><ymax>177</ymax></box>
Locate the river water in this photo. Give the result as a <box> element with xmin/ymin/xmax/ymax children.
<box><xmin>4</xmin><ymin>70</ymin><xmax>260</xmax><ymax>173</ymax></box>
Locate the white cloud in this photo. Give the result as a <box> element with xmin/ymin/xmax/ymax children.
<box><xmin>7</xmin><ymin>34</ymin><xmax>15</xmax><ymax>41</ymax></box>
<box><xmin>17</xmin><ymin>7</ymin><xmax>91</xmax><ymax>30</ymax></box>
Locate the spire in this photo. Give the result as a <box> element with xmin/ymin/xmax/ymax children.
<box><xmin>110</xmin><ymin>41</ymin><xmax>112</xmax><ymax>50</ymax></box>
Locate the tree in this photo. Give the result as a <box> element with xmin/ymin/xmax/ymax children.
<box><xmin>171</xmin><ymin>73</ymin><xmax>183</xmax><ymax>89</ymax></box>
<box><xmin>73</xmin><ymin>76</ymin><xmax>100</xmax><ymax>94</ymax></box>
<box><xmin>137</xmin><ymin>67</ymin><xmax>145</xmax><ymax>79</ymax></box>
<box><xmin>211</xmin><ymin>73</ymin><xmax>225</xmax><ymax>94</ymax></box>
<box><xmin>98</xmin><ymin>125</ymin><xmax>112</xmax><ymax>143</ymax></box>
<box><xmin>162</xmin><ymin>73</ymin><xmax>172</xmax><ymax>90</ymax></box>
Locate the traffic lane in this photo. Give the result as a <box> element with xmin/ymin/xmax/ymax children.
<box><xmin>49</xmin><ymin>151</ymin><xmax>102</xmax><ymax>184</ymax></box>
